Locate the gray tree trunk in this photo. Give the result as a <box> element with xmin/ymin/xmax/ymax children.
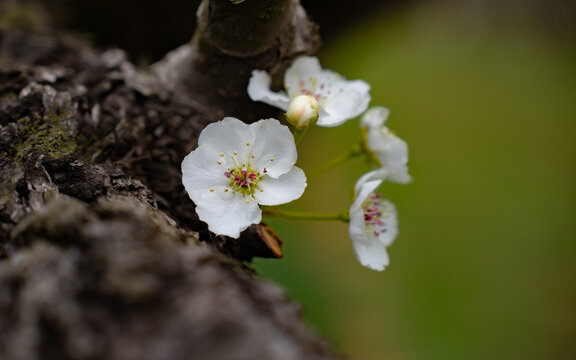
<box><xmin>0</xmin><ymin>1</ymin><xmax>346</xmax><ymax>359</ymax></box>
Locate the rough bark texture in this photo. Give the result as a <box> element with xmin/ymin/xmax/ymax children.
<box><xmin>0</xmin><ymin>1</ymin><xmax>341</xmax><ymax>359</ymax></box>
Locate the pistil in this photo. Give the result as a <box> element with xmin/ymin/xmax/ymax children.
<box><xmin>225</xmin><ymin>156</ymin><xmax>262</xmax><ymax>196</ymax></box>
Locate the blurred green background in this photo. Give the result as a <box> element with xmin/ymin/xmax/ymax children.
<box><xmin>255</xmin><ymin>2</ymin><xmax>576</xmax><ymax>360</ymax></box>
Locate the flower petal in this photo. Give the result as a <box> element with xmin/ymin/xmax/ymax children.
<box><xmin>249</xmin><ymin>118</ymin><xmax>298</xmax><ymax>178</ymax></box>
<box><xmin>374</xmin><ymin>200</ymin><xmax>398</xmax><ymax>247</ymax></box>
<box><xmin>349</xmin><ymin>196</ymin><xmax>368</xmax><ymax>243</ymax></box>
<box><xmin>362</xmin><ymin>107</ymin><xmax>412</xmax><ymax>184</ymax></box>
<box><xmin>361</xmin><ymin>106</ymin><xmax>390</xmax><ymax>128</ymax></box>
<box><xmin>352</xmin><ymin>239</ymin><xmax>390</xmax><ymax>272</ymax></box>
<box><xmin>254</xmin><ymin>167</ymin><xmax>307</xmax><ymax>206</ymax></box>
<box><xmin>349</xmin><ymin>170</ymin><xmax>398</xmax><ymax>271</ymax></box>
<box><xmin>354</xmin><ymin>168</ymin><xmax>387</xmax><ymax>194</ymax></box>
<box><xmin>198</xmin><ymin>117</ymin><xmax>255</xmax><ymax>159</ymax></box>
<box><xmin>182</xmin><ymin>144</ymin><xmax>230</xmax><ymax>202</ymax></box>
<box><xmin>319</xmin><ymin>79</ymin><xmax>371</xmax><ymax>127</ymax></box>
<box><xmin>195</xmin><ymin>190</ymin><xmax>262</xmax><ymax>238</ymax></box>
<box><xmin>349</xmin><ymin>174</ymin><xmax>383</xmax><ymax>247</ymax></box>
<box><xmin>374</xmin><ymin>135</ymin><xmax>411</xmax><ymax>184</ymax></box>
<box><xmin>247</xmin><ymin>70</ymin><xmax>291</xmax><ymax>110</ymax></box>
<box><xmin>284</xmin><ymin>56</ymin><xmax>323</xmax><ymax>95</ymax></box>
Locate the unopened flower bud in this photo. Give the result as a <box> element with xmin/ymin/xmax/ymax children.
<box><xmin>286</xmin><ymin>95</ymin><xmax>319</xmax><ymax>130</ymax></box>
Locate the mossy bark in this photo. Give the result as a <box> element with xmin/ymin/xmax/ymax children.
<box><xmin>0</xmin><ymin>1</ymin><xmax>342</xmax><ymax>359</ymax></box>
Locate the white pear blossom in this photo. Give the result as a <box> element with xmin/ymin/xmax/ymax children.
<box><xmin>248</xmin><ymin>56</ymin><xmax>371</xmax><ymax>127</ymax></box>
<box><xmin>361</xmin><ymin>106</ymin><xmax>411</xmax><ymax>184</ymax></box>
<box><xmin>182</xmin><ymin>117</ymin><xmax>307</xmax><ymax>238</ymax></box>
<box><xmin>348</xmin><ymin>169</ymin><xmax>398</xmax><ymax>271</ymax></box>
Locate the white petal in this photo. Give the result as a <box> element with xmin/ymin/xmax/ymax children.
<box><xmin>182</xmin><ymin>144</ymin><xmax>229</xmax><ymax>202</ymax></box>
<box><xmin>383</xmin><ymin>142</ymin><xmax>411</xmax><ymax>184</ymax></box>
<box><xmin>388</xmin><ymin>170</ymin><xmax>412</xmax><ymax>184</ymax></box>
<box><xmin>375</xmin><ymin>200</ymin><xmax>398</xmax><ymax>247</ymax></box>
<box><xmin>198</xmin><ymin>117</ymin><xmax>255</xmax><ymax>159</ymax></box>
<box><xmin>348</xmin><ymin>197</ymin><xmax>368</xmax><ymax>244</ymax></box>
<box><xmin>349</xmin><ymin>187</ymin><xmax>388</xmax><ymax>272</ymax></box>
<box><xmin>284</xmin><ymin>56</ymin><xmax>323</xmax><ymax>95</ymax></box>
<box><xmin>249</xmin><ymin>118</ymin><xmax>297</xmax><ymax>178</ymax></box>
<box><xmin>352</xmin><ymin>239</ymin><xmax>390</xmax><ymax>271</ymax></box>
<box><xmin>361</xmin><ymin>107</ymin><xmax>412</xmax><ymax>184</ymax></box>
<box><xmin>349</xmin><ymin>174</ymin><xmax>382</xmax><ymax>247</ymax></box>
<box><xmin>195</xmin><ymin>190</ymin><xmax>262</xmax><ymax>238</ymax></box>
<box><xmin>348</xmin><ymin>178</ymin><xmax>398</xmax><ymax>271</ymax></box>
<box><xmin>318</xmin><ymin>80</ymin><xmax>371</xmax><ymax>127</ymax></box>
<box><xmin>254</xmin><ymin>167</ymin><xmax>307</xmax><ymax>206</ymax></box>
<box><xmin>353</xmin><ymin>177</ymin><xmax>399</xmax><ymax>246</ymax></box>
<box><xmin>247</xmin><ymin>70</ymin><xmax>291</xmax><ymax>110</ymax></box>
<box><xmin>367</xmin><ymin>131</ymin><xmax>407</xmax><ymax>161</ymax></box>
<box><xmin>361</xmin><ymin>106</ymin><xmax>390</xmax><ymax>128</ymax></box>
<box><xmin>366</xmin><ymin>132</ymin><xmax>411</xmax><ymax>184</ymax></box>
<box><xmin>354</xmin><ymin>169</ymin><xmax>387</xmax><ymax>195</ymax></box>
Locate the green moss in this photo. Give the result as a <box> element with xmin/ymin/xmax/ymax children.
<box><xmin>14</xmin><ymin>111</ymin><xmax>78</xmax><ymax>164</ymax></box>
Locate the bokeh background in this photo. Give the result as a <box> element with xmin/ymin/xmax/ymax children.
<box><xmin>2</xmin><ymin>0</ymin><xmax>575</xmax><ymax>359</ymax></box>
<box><xmin>259</xmin><ymin>2</ymin><xmax>576</xmax><ymax>359</ymax></box>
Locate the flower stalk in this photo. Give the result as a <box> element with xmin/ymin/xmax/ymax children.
<box><xmin>307</xmin><ymin>143</ymin><xmax>363</xmax><ymax>178</ymax></box>
<box><xmin>263</xmin><ymin>207</ymin><xmax>349</xmax><ymax>222</ymax></box>
<box><xmin>293</xmin><ymin>127</ymin><xmax>308</xmax><ymax>146</ymax></box>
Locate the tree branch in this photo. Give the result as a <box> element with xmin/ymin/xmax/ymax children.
<box><xmin>153</xmin><ymin>0</ymin><xmax>319</xmax><ymax>121</ymax></box>
<box><xmin>0</xmin><ymin>1</ymin><xmax>339</xmax><ymax>358</ymax></box>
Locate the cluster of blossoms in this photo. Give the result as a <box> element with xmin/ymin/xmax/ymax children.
<box><xmin>182</xmin><ymin>56</ymin><xmax>411</xmax><ymax>271</ymax></box>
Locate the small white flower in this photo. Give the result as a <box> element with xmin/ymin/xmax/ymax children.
<box><xmin>361</xmin><ymin>106</ymin><xmax>412</xmax><ymax>184</ymax></box>
<box><xmin>182</xmin><ymin>117</ymin><xmax>307</xmax><ymax>238</ymax></box>
<box><xmin>247</xmin><ymin>56</ymin><xmax>371</xmax><ymax>127</ymax></box>
<box><xmin>348</xmin><ymin>169</ymin><xmax>398</xmax><ymax>271</ymax></box>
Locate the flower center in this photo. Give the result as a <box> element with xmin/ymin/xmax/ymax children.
<box><xmin>363</xmin><ymin>193</ymin><xmax>388</xmax><ymax>236</ymax></box>
<box><xmin>224</xmin><ymin>159</ymin><xmax>264</xmax><ymax>197</ymax></box>
<box><xmin>297</xmin><ymin>78</ymin><xmax>327</xmax><ymax>104</ymax></box>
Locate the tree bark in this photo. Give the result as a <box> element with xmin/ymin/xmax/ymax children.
<box><xmin>0</xmin><ymin>1</ymin><xmax>341</xmax><ymax>359</ymax></box>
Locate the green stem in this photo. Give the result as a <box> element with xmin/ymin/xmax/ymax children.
<box><xmin>263</xmin><ymin>207</ymin><xmax>349</xmax><ymax>222</ymax></box>
<box><xmin>293</xmin><ymin>128</ymin><xmax>308</xmax><ymax>146</ymax></box>
<box><xmin>307</xmin><ymin>143</ymin><xmax>363</xmax><ymax>178</ymax></box>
